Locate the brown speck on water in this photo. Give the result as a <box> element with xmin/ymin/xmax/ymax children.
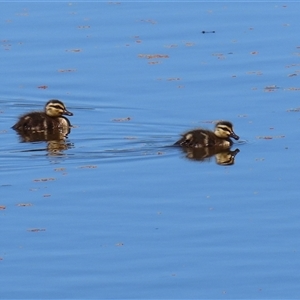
<box><xmin>43</xmin><ymin>194</ymin><xmax>51</xmax><ymax>198</ymax></box>
<box><xmin>212</xmin><ymin>53</ymin><xmax>225</xmax><ymax>59</ymax></box>
<box><xmin>33</xmin><ymin>178</ymin><xmax>55</xmax><ymax>182</ymax></box>
<box><xmin>112</xmin><ymin>117</ymin><xmax>131</xmax><ymax>122</ymax></box>
<box><xmin>285</xmin><ymin>63</ymin><xmax>300</xmax><ymax>67</ymax></box>
<box><xmin>0</xmin><ymin>206</ymin><xmax>6</xmax><ymax>210</ymax></box>
<box><xmin>66</xmin><ymin>49</ymin><xmax>82</xmax><ymax>53</ymax></box>
<box><xmin>247</xmin><ymin>71</ymin><xmax>262</xmax><ymax>76</ymax></box>
<box><xmin>58</xmin><ymin>69</ymin><xmax>77</xmax><ymax>73</ymax></box>
<box><xmin>185</xmin><ymin>42</ymin><xmax>195</xmax><ymax>47</ymax></box>
<box><xmin>138</xmin><ymin>54</ymin><xmax>169</xmax><ymax>59</ymax></box>
<box><xmin>37</xmin><ymin>85</ymin><xmax>48</xmax><ymax>89</ymax></box>
<box><xmin>285</xmin><ymin>87</ymin><xmax>300</xmax><ymax>91</ymax></box>
<box><xmin>79</xmin><ymin>165</ymin><xmax>97</xmax><ymax>169</ymax></box>
<box><xmin>164</xmin><ymin>44</ymin><xmax>178</xmax><ymax>48</ymax></box>
<box><xmin>264</xmin><ymin>85</ymin><xmax>279</xmax><ymax>92</ymax></box>
<box><xmin>259</xmin><ymin>136</ymin><xmax>273</xmax><ymax>140</ymax></box>
<box><xmin>54</xmin><ymin>168</ymin><xmax>66</xmax><ymax>172</ymax></box>
<box><xmin>256</xmin><ymin>135</ymin><xmax>285</xmax><ymax>140</ymax></box>
<box><xmin>17</xmin><ymin>203</ymin><xmax>33</xmax><ymax>207</ymax></box>
<box><xmin>287</xmin><ymin>107</ymin><xmax>300</xmax><ymax>112</ymax></box>
<box><xmin>167</xmin><ymin>77</ymin><xmax>180</xmax><ymax>81</ymax></box>
<box><xmin>140</xmin><ymin>19</ymin><xmax>157</xmax><ymax>25</ymax></box>
<box><xmin>27</xmin><ymin>228</ymin><xmax>46</xmax><ymax>232</ymax></box>
<box><xmin>200</xmin><ymin>120</ymin><xmax>215</xmax><ymax>124</ymax></box>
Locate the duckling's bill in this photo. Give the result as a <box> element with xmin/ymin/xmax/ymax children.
<box><xmin>230</xmin><ymin>131</ymin><xmax>239</xmax><ymax>140</ymax></box>
<box><xmin>63</xmin><ymin>108</ymin><xmax>73</xmax><ymax>116</ymax></box>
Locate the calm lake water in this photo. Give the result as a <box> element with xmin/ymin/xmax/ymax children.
<box><xmin>1</xmin><ymin>2</ymin><xmax>300</xmax><ymax>299</ymax></box>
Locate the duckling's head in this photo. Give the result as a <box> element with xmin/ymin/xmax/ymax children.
<box><xmin>214</xmin><ymin>121</ymin><xmax>239</xmax><ymax>140</ymax></box>
<box><xmin>45</xmin><ymin>99</ymin><xmax>73</xmax><ymax>117</ymax></box>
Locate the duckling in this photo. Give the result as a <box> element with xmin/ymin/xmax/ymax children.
<box><xmin>174</xmin><ymin>121</ymin><xmax>239</xmax><ymax>148</ymax></box>
<box><xmin>12</xmin><ymin>99</ymin><xmax>73</xmax><ymax>132</ymax></box>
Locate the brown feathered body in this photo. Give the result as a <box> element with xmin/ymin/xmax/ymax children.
<box><xmin>174</xmin><ymin>121</ymin><xmax>239</xmax><ymax>149</ymax></box>
<box><xmin>12</xmin><ymin>99</ymin><xmax>73</xmax><ymax>132</ymax></box>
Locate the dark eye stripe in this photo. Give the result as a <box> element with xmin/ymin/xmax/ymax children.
<box><xmin>50</xmin><ymin>104</ymin><xmax>64</xmax><ymax>110</ymax></box>
<box><xmin>218</xmin><ymin>125</ymin><xmax>232</xmax><ymax>132</ymax></box>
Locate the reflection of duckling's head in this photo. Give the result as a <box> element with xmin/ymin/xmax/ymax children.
<box><xmin>215</xmin><ymin>148</ymin><xmax>240</xmax><ymax>166</ymax></box>
<box><xmin>45</xmin><ymin>100</ymin><xmax>73</xmax><ymax>118</ymax></box>
<box><xmin>214</xmin><ymin>121</ymin><xmax>239</xmax><ymax>140</ymax></box>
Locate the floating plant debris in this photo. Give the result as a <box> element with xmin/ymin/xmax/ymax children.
<box><xmin>256</xmin><ymin>135</ymin><xmax>285</xmax><ymax>139</ymax></box>
<box><xmin>58</xmin><ymin>69</ymin><xmax>77</xmax><ymax>73</ymax></box>
<box><xmin>287</xmin><ymin>107</ymin><xmax>300</xmax><ymax>112</ymax></box>
<box><xmin>27</xmin><ymin>228</ymin><xmax>46</xmax><ymax>232</ymax></box>
<box><xmin>140</xmin><ymin>19</ymin><xmax>156</xmax><ymax>25</ymax></box>
<box><xmin>33</xmin><ymin>178</ymin><xmax>55</xmax><ymax>182</ymax></box>
<box><xmin>17</xmin><ymin>203</ymin><xmax>33</xmax><ymax>207</ymax></box>
<box><xmin>66</xmin><ymin>49</ymin><xmax>82</xmax><ymax>53</ymax></box>
<box><xmin>138</xmin><ymin>54</ymin><xmax>169</xmax><ymax>59</ymax></box>
<box><xmin>264</xmin><ymin>85</ymin><xmax>279</xmax><ymax>92</ymax></box>
<box><xmin>112</xmin><ymin>117</ymin><xmax>131</xmax><ymax>122</ymax></box>
<box><xmin>78</xmin><ymin>165</ymin><xmax>97</xmax><ymax>169</ymax></box>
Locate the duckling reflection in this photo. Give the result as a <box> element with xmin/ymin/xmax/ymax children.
<box><xmin>181</xmin><ymin>147</ymin><xmax>240</xmax><ymax>165</ymax></box>
<box><xmin>14</xmin><ymin>128</ymin><xmax>73</xmax><ymax>155</ymax></box>
<box><xmin>46</xmin><ymin>139</ymin><xmax>73</xmax><ymax>155</ymax></box>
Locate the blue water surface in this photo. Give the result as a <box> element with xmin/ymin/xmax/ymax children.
<box><xmin>1</xmin><ymin>2</ymin><xmax>300</xmax><ymax>299</ymax></box>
